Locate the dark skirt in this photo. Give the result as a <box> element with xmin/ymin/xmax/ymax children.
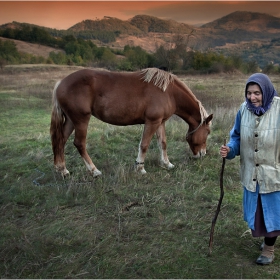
<box><xmin>252</xmin><ymin>194</ymin><xmax>280</xmax><ymax>237</ymax></box>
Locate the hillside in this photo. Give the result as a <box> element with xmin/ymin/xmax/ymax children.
<box><xmin>1</xmin><ymin>12</ymin><xmax>280</xmax><ymax>67</ymax></box>
<box><xmin>67</xmin><ymin>12</ymin><xmax>280</xmax><ymax>59</ymax></box>
<box><xmin>2</xmin><ymin>12</ymin><xmax>280</xmax><ymax>49</ymax></box>
<box><xmin>69</xmin><ymin>17</ymin><xmax>143</xmax><ymax>35</ymax></box>
<box><xmin>111</xmin><ymin>33</ymin><xmax>167</xmax><ymax>53</ymax></box>
<box><xmin>0</xmin><ymin>36</ymin><xmax>64</xmax><ymax>58</ymax></box>
<box><xmin>201</xmin><ymin>11</ymin><xmax>280</xmax><ymax>33</ymax></box>
<box><xmin>129</xmin><ymin>15</ymin><xmax>194</xmax><ymax>33</ymax></box>
<box><xmin>68</xmin><ymin>14</ymin><xmax>194</xmax><ymax>35</ymax></box>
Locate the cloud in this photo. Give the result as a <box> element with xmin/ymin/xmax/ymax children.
<box><xmin>0</xmin><ymin>1</ymin><xmax>279</xmax><ymax>29</ymax></box>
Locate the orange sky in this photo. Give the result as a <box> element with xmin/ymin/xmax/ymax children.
<box><xmin>0</xmin><ymin>1</ymin><xmax>280</xmax><ymax>29</ymax></box>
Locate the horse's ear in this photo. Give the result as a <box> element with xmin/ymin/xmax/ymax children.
<box><xmin>205</xmin><ymin>114</ymin><xmax>213</xmax><ymax>124</ymax></box>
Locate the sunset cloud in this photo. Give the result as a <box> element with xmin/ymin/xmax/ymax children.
<box><xmin>0</xmin><ymin>1</ymin><xmax>279</xmax><ymax>29</ymax></box>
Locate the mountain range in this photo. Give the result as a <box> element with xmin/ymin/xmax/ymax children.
<box><xmin>68</xmin><ymin>11</ymin><xmax>280</xmax><ymax>67</ymax></box>
<box><xmin>1</xmin><ymin>11</ymin><xmax>280</xmax><ymax>67</ymax></box>
<box><xmin>68</xmin><ymin>11</ymin><xmax>280</xmax><ymax>45</ymax></box>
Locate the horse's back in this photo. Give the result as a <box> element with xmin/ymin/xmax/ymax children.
<box><xmin>56</xmin><ymin>68</ymin><xmax>175</xmax><ymax>125</ymax></box>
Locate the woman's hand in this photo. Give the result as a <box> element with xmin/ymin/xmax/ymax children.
<box><xmin>220</xmin><ymin>145</ymin><xmax>230</xmax><ymax>158</ymax></box>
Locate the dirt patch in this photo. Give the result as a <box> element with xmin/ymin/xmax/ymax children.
<box><xmin>0</xmin><ymin>36</ymin><xmax>64</xmax><ymax>58</ymax></box>
<box><xmin>106</xmin><ymin>33</ymin><xmax>171</xmax><ymax>53</ymax></box>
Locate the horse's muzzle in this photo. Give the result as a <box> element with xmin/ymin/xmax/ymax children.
<box><xmin>192</xmin><ymin>149</ymin><xmax>206</xmax><ymax>158</ymax></box>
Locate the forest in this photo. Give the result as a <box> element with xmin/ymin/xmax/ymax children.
<box><xmin>0</xmin><ymin>25</ymin><xmax>280</xmax><ymax>75</ymax></box>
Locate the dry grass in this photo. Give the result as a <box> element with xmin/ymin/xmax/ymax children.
<box><xmin>0</xmin><ymin>36</ymin><xmax>64</xmax><ymax>58</ymax></box>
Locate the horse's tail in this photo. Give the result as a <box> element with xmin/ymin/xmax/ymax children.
<box><xmin>50</xmin><ymin>81</ymin><xmax>65</xmax><ymax>160</ymax></box>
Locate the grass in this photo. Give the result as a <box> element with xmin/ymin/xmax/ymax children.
<box><xmin>1</xmin><ymin>65</ymin><xmax>280</xmax><ymax>278</ymax></box>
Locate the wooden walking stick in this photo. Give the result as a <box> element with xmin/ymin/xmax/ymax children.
<box><xmin>209</xmin><ymin>138</ymin><xmax>226</xmax><ymax>255</ymax></box>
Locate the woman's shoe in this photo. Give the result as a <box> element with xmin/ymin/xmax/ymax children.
<box><xmin>256</xmin><ymin>244</ymin><xmax>275</xmax><ymax>265</ymax></box>
<box><xmin>256</xmin><ymin>254</ymin><xmax>274</xmax><ymax>265</ymax></box>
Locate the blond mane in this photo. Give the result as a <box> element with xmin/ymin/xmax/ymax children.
<box><xmin>176</xmin><ymin>77</ymin><xmax>209</xmax><ymax>121</ymax></box>
<box><xmin>140</xmin><ymin>68</ymin><xmax>210</xmax><ymax>124</ymax></box>
<box><xmin>140</xmin><ymin>68</ymin><xmax>175</xmax><ymax>92</ymax></box>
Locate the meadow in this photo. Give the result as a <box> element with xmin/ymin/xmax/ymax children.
<box><xmin>1</xmin><ymin>65</ymin><xmax>280</xmax><ymax>278</ymax></box>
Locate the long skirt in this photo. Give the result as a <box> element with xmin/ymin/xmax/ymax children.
<box><xmin>251</xmin><ymin>194</ymin><xmax>280</xmax><ymax>237</ymax></box>
<box><xmin>243</xmin><ymin>184</ymin><xmax>280</xmax><ymax>237</ymax></box>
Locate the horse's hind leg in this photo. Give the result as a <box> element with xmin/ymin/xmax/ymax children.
<box><xmin>73</xmin><ymin>120</ymin><xmax>102</xmax><ymax>177</ymax></box>
<box><xmin>53</xmin><ymin>117</ymin><xmax>74</xmax><ymax>176</ymax></box>
<box><xmin>60</xmin><ymin>118</ymin><xmax>75</xmax><ymax>176</ymax></box>
<box><xmin>156</xmin><ymin>123</ymin><xmax>174</xmax><ymax>170</ymax></box>
<box><xmin>51</xmin><ymin>112</ymin><xmax>74</xmax><ymax>177</ymax></box>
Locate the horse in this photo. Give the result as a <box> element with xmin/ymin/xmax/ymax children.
<box><xmin>50</xmin><ymin>68</ymin><xmax>213</xmax><ymax>177</ymax></box>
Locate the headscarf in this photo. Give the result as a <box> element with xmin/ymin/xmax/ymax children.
<box><xmin>245</xmin><ymin>73</ymin><xmax>278</xmax><ymax>116</ymax></box>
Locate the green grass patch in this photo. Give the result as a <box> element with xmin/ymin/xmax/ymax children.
<box><xmin>1</xmin><ymin>65</ymin><xmax>280</xmax><ymax>278</ymax></box>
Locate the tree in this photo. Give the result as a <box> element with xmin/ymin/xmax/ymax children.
<box><xmin>0</xmin><ymin>39</ymin><xmax>20</xmax><ymax>63</ymax></box>
<box><xmin>49</xmin><ymin>51</ymin><xmax>67</xmax><ymax>65</ymax></box>
<box><xmin>154</xmin><ymin>30</ymin><xmax>195</xmax><ymax>71</ymax></box>
<box><xmin>123</xmin><ymin>45</ymin><xmax>151</xmax><ymax>69</ymax></box>
<box><xmin>244</xmin><ymin>60</ymin><xmax>259</xmax><ymax>74</ymax></box>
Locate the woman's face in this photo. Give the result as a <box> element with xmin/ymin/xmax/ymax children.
<box><xmin>246</xmin><ymin>84</ymin><xmax>263</xmax><ymax>107</ymax></box>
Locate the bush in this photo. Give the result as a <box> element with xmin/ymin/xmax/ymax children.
<box><xmin>0</xmin><ymin>39</ymin><xmax>21</xmax><ymax>63</ymax></box>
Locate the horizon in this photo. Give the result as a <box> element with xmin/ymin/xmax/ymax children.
<box><xmin>0</xmin><ymin>1</ymin><xmax>280</xmax><ymax>30</ymax></box>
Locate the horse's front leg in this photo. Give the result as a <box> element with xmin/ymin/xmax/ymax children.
<box><xmin>135</xmin><ymin>123</ymin><xmax>160</xmax><ymax>174</ymax></box>
<box><xmin>156</xmin><ymin>123</ymin><xmax>174</xmax><ymax>170</ymax></box>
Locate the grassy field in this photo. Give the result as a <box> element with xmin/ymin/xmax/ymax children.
<box><xmin>1</xmin><ymin>65</ymin><xmax>280</xmax><ymax>278</ymax></box>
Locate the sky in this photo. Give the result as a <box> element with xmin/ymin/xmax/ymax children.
<box><xmin>0</xmin><ymin>1</ymin><xmax>280</xmax><ymax>30</ymax></box>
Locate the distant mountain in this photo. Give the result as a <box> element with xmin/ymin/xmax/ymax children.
<box><xmin>69</xmin><ymin>16</ymin><xmax>143</xmax><ymax>35</ymax></box>
<box><xmin>190</xmin><ymin>11</ymin><xmax>280</xmax><ymax>50</ymax></box>
<box><xmin>129</xmin><ymin>15</ymin><xmax>194</xmax><ymax>33</ymax></box>
<box><xmin>68</xmin><ymin>14</ymin><xmax>194</xmax><ymax>35</ymax></box>
<box><xmin>1</xmin><ymin>11</ymin><xmax>280</xmax><ymax>67</ymax></box>
<box><xmin>2</xmin><ymin>12</ymin><xmax>280</xmax><ymax>45</ymax></box>
<box><xmin>66</xmin><ymin>12</ymin><xmax>280</xmax><ymax>50</ymax></box>
<box><xmin>201</xmin><ymin>11</ymin><xmax>280</xmax><ymax>32</ymax></box>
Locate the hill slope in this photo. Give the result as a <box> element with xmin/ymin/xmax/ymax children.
<box><xmin>1</xmin><ymin>12</ymin><xmax>280</xmax><ymax>66</ymax></box>
<box><xmin>67</xmin><ymin>12</ymin><xmax>280</xmax><ymax>53</ymax></box>
<box><xmin>201</xmin><ymin>11</ymin><xmax>280</xmax><ymax>33</ymax></box>
<box><xmin>69</xmin><ymin>16</ymin><xmax>143</xmax><ymax>35</ymax></box>
<box><xmin>0</xmin><ymin>36</ymin><xmax>64</xmax><ymax>58</ymax></box>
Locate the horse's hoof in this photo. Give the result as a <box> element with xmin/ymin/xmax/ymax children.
<box><xmin>135</xmin><ymin>167</ymin><xmax>147</xmax><ymax>175</ymax></box>
<box><xmin>92</xmin><ymin>169</ymin><xmax>102</xmax><ymax>177</ymax></box>
<box><xmin>167</xmin><ymin>162</ymin><xmax>174</xmax><ymax>169</ymax></box>
<box><xmin>160</xmin><ymin>162</ymin><xmax>174</xmax><ymax>170</ymax></box>
<box><xmin>140</xmin><ymin>169</ymin><xmax>147</xmax><ymax>175</ymax></box>
<box><xmin>61</xmin><ymin>169</ymin><xmax>70</xmax><ymax>177</ymax></box>
<box><xmin>135</xmin><ymin>162</ymin><xmax>146</xmax><ymax>174</ymax></box>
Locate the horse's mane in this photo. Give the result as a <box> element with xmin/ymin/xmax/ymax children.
<box><xmin>177</xmin><ymin>79</ymin><xmax>209</xmax><ymax>120</ymax></box>
<box><xmin>140</xmin><ymin>68</ymin><xmax>175</xmax><ymax>92</ymax></box>
<box><xmin>140</xmin><ymin>68</ymin><xmax>209</xmax><ymax>122</ymax></box>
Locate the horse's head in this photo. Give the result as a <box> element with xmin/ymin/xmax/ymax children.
<box><xmin>186</xmin><ymin>114</ymin><xmax>213</xmax><ymax>158</ymax></box>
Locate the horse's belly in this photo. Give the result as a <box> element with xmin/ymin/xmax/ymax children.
<box><xmin>91</xmin><ymin>95</ymin><xmax>171</xmax><ymax>126</ymax></box>
<box><xmin>92</xmin><ymin>111</ymin><xmax>144</xmax><ymax>126</ymax></box>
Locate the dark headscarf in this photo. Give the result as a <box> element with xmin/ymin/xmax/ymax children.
<box><xmin>245</xmin><ymin>73</ymin><xmax>278</xmax><ymax>115</ymax></box>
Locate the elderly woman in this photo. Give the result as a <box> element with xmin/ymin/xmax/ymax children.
<box><xmin>220</xmin><ymin>73</ymin><xmax>280</xmax><ymax>265</ymax></box>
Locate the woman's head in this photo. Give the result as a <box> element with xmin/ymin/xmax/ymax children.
<box><xmin>246</xmin><ymin>82</ymin><xmax>263</xmax><ymax>108</ymax></box>
<box><xmin>245</xmin><ymin>73</ymin><xmax>278</xmax><ymax>115</ymax></box>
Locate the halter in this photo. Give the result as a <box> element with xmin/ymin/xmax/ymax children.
<box><xmin>186</xmin><ymin>118</ymin><xmax>204</xmax><ymax>139</ymax></box>
<box><xmin>186</xmin><ymin>100</ymin><xmax>207</xmax><ymax>139</ymax></box>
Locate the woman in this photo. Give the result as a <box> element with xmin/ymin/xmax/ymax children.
<box><xmin>220</xmin><ymin>73</ymin><xmax>280</xmax><ymax>265</ymax></box>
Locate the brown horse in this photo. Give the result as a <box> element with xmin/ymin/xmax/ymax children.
<box><xmin>50</xmin><ymin>68</ymin><xmax>213</xmax><ymax>177</ymax></box>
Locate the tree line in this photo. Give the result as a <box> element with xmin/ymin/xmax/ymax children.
<box><xmin>0</xmin><ymin>25</ymin><xmax>279</xmax><ymax>74</ymax></box>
